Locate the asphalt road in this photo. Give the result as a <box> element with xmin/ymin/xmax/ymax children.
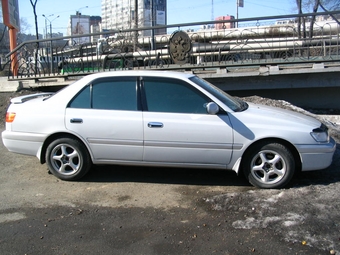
<box><xmin>1</xmin><ymin>125</ymin><xmax>340</xmax><ymax>255</ymax></box>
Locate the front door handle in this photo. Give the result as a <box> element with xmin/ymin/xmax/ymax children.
<box><xmin>148</xmin><ymin>122</ymin><xmax>163</xmax><ymax>128</ymax></box>
<box><xmin>70</xmin><ymin>118</ymin><xmax>83</xmax><ymax>124</ymax></box>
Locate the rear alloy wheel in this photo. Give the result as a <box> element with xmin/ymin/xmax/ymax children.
<box><xmin>46</xmin><ymin>138</ymin><xmax>92</xmax><ymax>181</ymax></box>
<box><xmin>242</xmin><ymin>142</ymin><xmax>295</xmax><ymax>189</ymax></box>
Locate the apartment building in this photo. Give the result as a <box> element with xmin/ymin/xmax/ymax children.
<box><xmin>101</xmin><ymin>0</ymin><xmax>166</xmax><ymax>36</ymax></box>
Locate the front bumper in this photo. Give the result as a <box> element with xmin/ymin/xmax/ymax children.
<box><xmin>297</xmin><ymin>137</ymin><xmax>337</xmax><ymax>171</ymax></box>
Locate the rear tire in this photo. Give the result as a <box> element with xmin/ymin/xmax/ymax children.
<box><xmin>46</xmin><ymin>137</ymin><xmax>92</xmax><ymax>181</ymax></box>
<box><xmin>242</xmin><ymin>141</ymin><xmax>295</xmax><ymax>189</ymax></box>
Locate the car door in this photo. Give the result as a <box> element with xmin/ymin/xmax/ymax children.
<box><xmin>65</xmin><ymin>77</ymin><xmax>144</xmax><ymax>162</ymax></box>
<box><xmin>142</xmin><ymin>77</ymin><xmax>233</xmax><ymax>166</ymax></box>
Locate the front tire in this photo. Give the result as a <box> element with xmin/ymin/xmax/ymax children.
<box><xmin>46</xmin><ymin>137</ymin><xmax>92</xmax><ymax>181</ymax></box>
<box><xmin>242</xmin><ymin>141</ymin><xmax>295</xmax><ymax>189</ymax></box>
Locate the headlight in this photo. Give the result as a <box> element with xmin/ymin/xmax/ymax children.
<box><xmin>310</xmin><ymin>124</ymin><xmax>329</xmax><ymax>142</ymax></box>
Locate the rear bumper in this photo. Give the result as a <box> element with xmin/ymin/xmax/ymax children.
<box><xmin>297</xmin><ymin>137</ymin><xmax>337</xmax><ymax>171</ymax></box>
<box><xmin>1</xmin><ymin>130</ymin><xmax>45</xmax><ymax>159</ymax></box>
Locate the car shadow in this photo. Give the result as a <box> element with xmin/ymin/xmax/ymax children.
<box><xmin>80</xmin><ymin>144</ymin><xmax>340</xmax><ymax>189</ymax></box>
<box><xmin>292</xmin><ymin>166</ymin><xmax>340</xmax><ymax>187</ymax></box>
<box><xmin>81</xmin><ymin>165</ymin><xmax>252</xmax><ymax>187</ymax></box>
<box><xmin>290</xmin><ymin>144</ymin><xmax>340</xmax><ymax>188</ymax></box>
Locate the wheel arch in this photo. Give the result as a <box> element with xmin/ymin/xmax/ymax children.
<box><xmin>40</xmin><ymin>132</ymin><xmax>92</xmax><ymax>164</ymax></box>
<box><xmin>241</xmin><ymin>137</ymin><xmax>302</xmax><ymax>172</ymax></box>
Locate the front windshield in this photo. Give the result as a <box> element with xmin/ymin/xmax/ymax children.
<box><xmin>190</xmin><ymin>76</ymin><xmax>247</xmax><ymax>112</ymax></box>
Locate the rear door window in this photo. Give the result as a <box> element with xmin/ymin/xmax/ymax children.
<box><xmin>68</xmin><ymin>77</ymin><xmax>138</xmax><ymax>111</ymax></box>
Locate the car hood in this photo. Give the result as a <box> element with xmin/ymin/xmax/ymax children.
<box><xmin>236</xmin><ymin>102</ymin><xmax>321</xmax><ymax>128</ymax></box>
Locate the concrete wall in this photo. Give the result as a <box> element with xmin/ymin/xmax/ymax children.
<box><xmin>206</xmin><ymin>72</ymin><xmax>340</xmax><ymax>110</ymax></box>
<box><xmin>1</xmin><ymin>70</ymin><xmax>339</xmax><ymax>110</ymax></box>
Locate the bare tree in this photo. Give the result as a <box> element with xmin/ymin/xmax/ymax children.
<box><xmin>300</xmin><ymin>0</ymin><xmax>340</xmax><ymax>12</ymax></box>
<box><xmin>296</xmin><ymin>0</ymin><xmax>303</xmax><ymax>38</ymax></box>
<box><xmin>320</xmin><ymin>0</ymin><xmax>340</xmax><ymax>10</ymax></box>
<box><xmin>30</xmin><ymin>0</ymin><xmax>39</xmax><ymax>74</ymax></box>
<box><xmin>319</xmin><ymin>1</ymin><xmax>340</xmax><ymax>25</ymax></box>
<box><xmin>309</xmin><ymin>0</ymin><xmax>320</xmax><ymax>38</ymax></box>
<box><xmin>30</xmin><ymin>0</ymin><xmax>39</xmax><ymax>40</ymax></box>
<box><xmin>19</xmin><ymin>18</ymin><xmax>31</xmax><ymax>35</ymax></box>
<box><xmin>295</xmin><ymin>0</ymin><xmax>340</xmax><ymax>38</ymax></box>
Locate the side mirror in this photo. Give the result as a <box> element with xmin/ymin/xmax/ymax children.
<box><xmin>206</xmin><ymin>102</ymin><xmax>219</xmax><ymax>115</ymax></box>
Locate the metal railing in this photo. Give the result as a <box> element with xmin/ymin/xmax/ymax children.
<box><xmin>5</xmin><ymin>11</ymin><xmax>340</xmax><ymax>79</ymax></box>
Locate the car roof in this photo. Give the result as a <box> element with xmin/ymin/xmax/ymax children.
<box><xmin>83</xmin><ymin>70</ymin><xmax>195</xmax><ymax>81</ymax></box>
<box><xmin>54</xmin><ymin>70</ymin><xmax>198</xmax><ymax>105</ymax></box>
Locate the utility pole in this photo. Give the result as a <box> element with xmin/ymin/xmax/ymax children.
<box><xmin>134</xmin><ymin>0</ymin><xmax>138</xmax><ymax>51</ymax></box>
<box><xmin>236</xmin><ymin>0</ymin><xmax>243</xmax><ymax>28</ymax></box>
<box><xmin>151</xmin><ymin>0</ymin><xmax>155</xmax><ymax>50</ymax></box>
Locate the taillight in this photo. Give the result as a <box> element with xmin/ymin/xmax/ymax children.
<box><xmin>6</xmin><ymin>112</ymin><xmax>16</xmax><ymax>123</ymax></box>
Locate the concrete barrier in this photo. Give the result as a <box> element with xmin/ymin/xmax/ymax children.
<box><xmin>0</xmin><ymin>77</ymin><xmax>21</xmax><ymax>92</ymax></box>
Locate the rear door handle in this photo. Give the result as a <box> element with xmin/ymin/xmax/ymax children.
<box><xmin>70</xmin><ymin>118</ymin><xmax>83</xmax><ymax>123</ymax></box>
<box><xmin>148</xmin><ymin>122</ymin><xmax>163</xmax><ymax>128</ymax></box>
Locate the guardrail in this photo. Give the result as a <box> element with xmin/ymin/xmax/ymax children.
<box><xmin>5</xmin><ymin>11</ymin><xmax>340</xmax><ymax>79</ymax></box>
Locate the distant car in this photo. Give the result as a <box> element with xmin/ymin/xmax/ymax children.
<box><xmin>2</xmin><ymin>71</ymin><xmax>336</xmax><ymax>188</ymax></box>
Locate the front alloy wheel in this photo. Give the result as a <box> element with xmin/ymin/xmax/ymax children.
<box><xmin>242</xmin><ymin>142</ymin><xmax>295</xmax><ymax>189</ymax></box>
<box><xmin>46</xmin><ymin>137</ymin><xmax>91</xmax><ymax>181</ymax></box>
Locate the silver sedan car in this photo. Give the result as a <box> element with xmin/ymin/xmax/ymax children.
<box><xmin>2</xmin><ymin>71</ymin><xmax>336</xmax><ymax>188</ymax></box>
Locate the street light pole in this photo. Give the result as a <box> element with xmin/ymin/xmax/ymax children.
<box><xmin>42</xmin><ymin>14</ymin><xmax>60</xmax><ymax>73</ymax></box>
<box><xmin>236</xmin><ymin>0</ymin><xmax>244</xmax><ymax>28</ymax></box>
<box><xmin>77</xmin><ymin>6</ymin><xmax>88</xmax><ymax>15</ymax></box>
<box><xmin>42</xmin><ymin>14</ymin><xmax>53</xmax><ymax>38</ymax></box>
<box><xmin>47</xmin><ymin>15</ymin><xmax>60</xmax><ymax>38</ymax></box>
<box><xmin>44</xmin><ymin>18</ymin><xmax>47</xmax><ymax>38</ymax></box>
